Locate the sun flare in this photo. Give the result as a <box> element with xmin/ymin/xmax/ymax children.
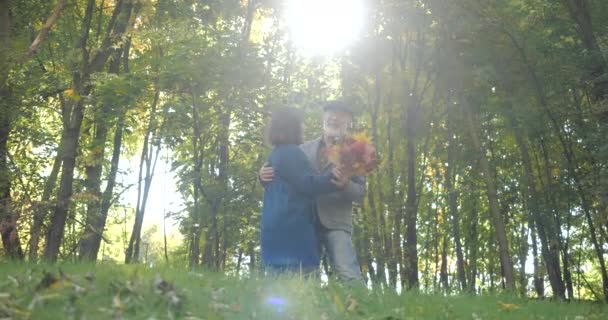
<box><xmin>285</xmin><ymin>0</ymin><xmax>365</xmax><ymax>55</ymax></box>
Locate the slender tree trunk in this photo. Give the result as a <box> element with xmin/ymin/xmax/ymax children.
<box><xmin>190</xmin><ymin>93</ymin><xmax>203</xmax><ymax>268</ymax></box>
<box><xmin>126</xmin><ymin>88</ymin><xmax>160</xmax><ymax>263</ymax></box>
<box><xmin>468</xmin><ymin>205</ymin><xmax>478</xmax><ymax>294</ymax></box>
<box><xmin>29</xmin><ymin>144</ymin><xmax>62</xmax><ymax>260</ymax></box>
<box><xmin>218</xmin><ymin>111</ymin><xmax>230</xmax><ymax>271</ymax></box>
<box><xmin>369</xmin><ymin>94</ymin><xmax>391</xmax><ymax>288</ymax></box>
<box><xmin>530</xmin><ymin>219</ymin><xmax>544</xmax><ymax>298</ymax></box>
<box><xmin>433</xmin><ymin>190</ymin><xmax>440</xmax><ymax>292</ymax></box>
<box><xmin>236</xmin><ymin>247</ymin><xmax>243</xmax><ymax>276</ymax></box>
<box><xmin>518</xmin><ymin>221</ymin><xmax>528</xmax><ymax>297</ymax></box>
<box><xmin>248</xmin><ymin>240</ymin><xmax>256</xmax><ymax>275</ymax></box>
<box><xmin>387</xmin><ymin>55</ymin><xmax>403</xmax><ymax>290</ymax></box>
<box><xmin>163</xmin><ymin>207</ymin><xmax>169</xmax><ymax>264</ymax></box>
<box><xmin>404</xmin><ymin>104</ymin><xmax>419</xmax><ymax>289</ymax></box>
<box><xmin>361</xmin><ymin>204</ymin><xmax>377</xmax><ymax>286</ymax></box>
<box><xmin>440</xmin><ymin>233</ymin><xmax>449</xmax><ymax>292</ymax></box>
<box><xmin>367</xmin><ymin>181</ymin><xmax>385</xmax><ymax>286</ymax></box>
<box><xmin>462</xmin><ymin>98</ymin><xmax>516</xmax><ymax>290</ymax></box>
<box><xmin>44</xmin><ymin>98</ymin><xmax>86</xmax><ymax>261</ymax></box>
<box><xmin>446</xmin><ymin>100</ymin><xmax>466</xmax><ymax>291</ymax></box>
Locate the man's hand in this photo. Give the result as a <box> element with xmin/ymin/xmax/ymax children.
<box><xmin>259</xmin><ymin>162</ymin><xmax>274</xmax><ymax>183</ymax></box>
<box><xmin>331</xmin><ymin>166</ymin><xmax>353</xmax><ymax>188</ymax></box>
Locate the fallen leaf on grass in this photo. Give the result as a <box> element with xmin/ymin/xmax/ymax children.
<box><xmin>7</xmin><ymin>275</ymin><xmax>18</xmax><ymax>287</ymax></box>
<box><xmin>211</xmin><ymin>287</ymin><xmax>225</xmax><ymax>301</ymax></box>
<box><xmin>332</xmin><ymin>293</ymin><xmax>344</xmax><ymax>312</ymax></box>
<box><xmin>112</xmin><ymin>293</ymin><xmax>124</xmax><ymax>320</ymax></box>
<box><xmin>497</xmin><ymin>301</ymin><xmax>520</xmax><ymax>311</ymax></box>
<box><xmin>35</xmin><ymin>272</ymin><xmax>57</xmax><ymax>290</ymax></box>
<box><xmin>153</xmin><ymin>274</ymin><xmax>182</xmax><ymax>308</ymax></box>
<box><xmin>345</xmin><ymin>295</ymin><xmax>358</xmax><ymax>312</ymax></box>
<box><xmin>36</xmin><ymin>270</ymin><xmax>72</xmax><ymax>291</ymax></box>
<box><xmin>154</xmin><ymin>274</ymin><xmax>174</xmax><ymax>294</ymax></box>
<box><xmin>84</xmin><ymin>272</ymin><xmax>95</xmax><ymax>283</ymax></box>
<box><xmin>209</xmin><ymin>301</ymin><xmax>230</xmax><ymax>312</ymax></box>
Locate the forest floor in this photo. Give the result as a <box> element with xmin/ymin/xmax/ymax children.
<box><xmin>0</xmin><ymin>263</ymin><xmax>606</xmax><ymax>320</ymax></box>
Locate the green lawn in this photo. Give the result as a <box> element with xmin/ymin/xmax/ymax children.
<box><xmin>0</xmin><ymin>263</ymin><xmax>605</xmax><ymax>319</ymax></box>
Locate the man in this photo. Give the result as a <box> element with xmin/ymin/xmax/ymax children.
<box><xmin>259</xmin><ymin>101</ymin><xmax>365</xmax><ymax>282</ymax></box>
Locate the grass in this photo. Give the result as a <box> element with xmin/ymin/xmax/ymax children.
<box><xmin>0</xmin><ymin>263</ymin><xmax>606</xmax><ymax>319</ymax></box>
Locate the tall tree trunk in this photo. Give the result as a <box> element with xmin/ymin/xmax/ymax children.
<box><xmin>446</xmin><ymin>100</ymin><xmax>466</xmax><ymax>291</ymax></box>
<box><xmin>0</xmin><ymin>0</ymin><xmax>24</xmax><ymax>260</ymax></box>
<box><xmin>0</xmin><ymin>112</ymin><xmax>22</xmax><ymax>259</ymax></box>
<box><xmin>462</xmin><ymin>98</ymin><xmax>516</xmax><ymax>290</ymax></box>
<box><xmin>79</xmin><ymin>104</ymin><xmax>127</xmax><ymax>260</ymax></box>
<box><xmin>513</xmin><ymin>37</ymin><xmax>608</xmax><ymax>299</ymax></box>
<box><xmin>493</xmin><ymin>51</ymin><xmax>566</xmax><ymax>297</ymax></box>
<box><xmin>3</xmin><ymin>0</ymin><xmax>68</xmax><ymax>259</ymax></box>
<box><xmin>44</xmin><ymin>0</ymin><xmax>134</xmax><ymax>262</ymax></box>
<box><xmin>44</xmin><ymin>98</ymin><xmax>86</xmax><ymax>261</ymax></box>
<box><xmin>78</xmin><ymin>49</ymin><xmax>122</xmax><ymax>261</ymax></box>
<box><xmin>504</xmin><ymin>107</ymin><xmax>565</xmax><ymax>299</ymax></box>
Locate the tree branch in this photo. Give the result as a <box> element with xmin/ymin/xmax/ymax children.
<box><xmin>25</xmin><ymin>0</ymin><xmax>67</xmax><ymax>58</ymax></box>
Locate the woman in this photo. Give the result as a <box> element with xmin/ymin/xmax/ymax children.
<box><xmin>261</xmin><ymin>107</ymin><xmax>349</xmax><ymax>275</ymax></box>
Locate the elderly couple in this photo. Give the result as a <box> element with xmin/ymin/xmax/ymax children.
<box><xmin>258</xmin><ymin>101</ymin><xmax>365</xmax><ymax>283</ymax></box>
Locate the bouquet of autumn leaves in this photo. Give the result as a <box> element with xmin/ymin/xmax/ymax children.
<box><xmin>326</xmin><ymin>132</ymin><xmax>378</xmax><ymax>176</ymax></box>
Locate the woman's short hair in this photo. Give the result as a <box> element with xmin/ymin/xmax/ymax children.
<box><xmin>266</xmin><ymin>107</ymin><xmax>304</xmax><ymax>146</ymax></box>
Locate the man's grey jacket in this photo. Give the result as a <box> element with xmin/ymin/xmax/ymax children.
<box><xmin>300</xmin><ymin>138</ymin><xmax>366</xmax><ymax>233</ymax></box>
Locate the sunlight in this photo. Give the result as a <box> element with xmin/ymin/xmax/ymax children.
<box><xmin>285</xmin><ymin>0</ymin><xmax>365</xmax><ymax>55</ymax></box>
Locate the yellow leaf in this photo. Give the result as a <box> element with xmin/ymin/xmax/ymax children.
<box><xmin>63</xmin><ymin>88</ymin><xmax>81</xmax><ymax>101</ymax></box>
<box><xmin>48</xmin><ymin>279</ymin><xmax>71</xmax><ymax>290</ymax></box>
<box><xmin>351</xmin><ymin>131</ymin><xmax>371</xmax><ymax>144</ymax></box>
